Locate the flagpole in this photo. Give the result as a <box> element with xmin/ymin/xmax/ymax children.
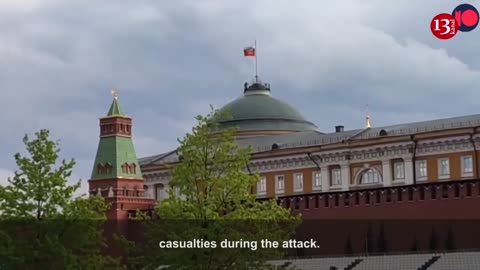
<box><xmin>255</xmin><ymin>39</ymin><xmax>258</xmax><ymax>82</ymax></box>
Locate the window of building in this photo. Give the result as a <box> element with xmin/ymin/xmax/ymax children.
<box><xmin>393</xmin><ymin>161</ymin><xmax>405</xmax><ymax>180</ymax></box>
<box><xmin>131</xmin><ymin>163</ymin><xmax>137</xmax><ymax>174</ymax></box>
<box><xmin>173</xmin><ymin>186</ymin><xmax>181</xmax><ymax>197</ymax></box>
<box><xmin>275</xmin><ymin>175</ymin><xmax>285</xmax><ymax>194</ymax></box>
<box><xmin>438</xmin><ymin>158</ymin><xmax>450</xmax><ymax>179</ymax></box>
<box><xmin>257</xmin><ymin>176</ymin><xmax>267</xmax><ymax>195</ymax></box>
<box><xmin>294</xmin><ymin>173</ymin><xmax>304</xmax><ymax>192</ymax></box>
<box><xmin>155</xmin><ymin>184</ymin><xmax>165</xmax><ymax>200</ymax></box>
<box><xmin>97</xmin><ymin>163</ymin><xmax>104</xmax><ymax>174</ymax></box>
<box><xmin>359</xmin><ymin>169</ymin><xmax>382</xmax><ymax>185</ymax></box>
<box><xmin>331</xmin><ymin>168</ymin><xmax>342</xmax><ymax>186</ymax></box>
<box><xmin>462</xmin><ymin>156</ymin><xmax>473</xmax><ymax>177</ymax></box>
<box><xmin>416</xmin><ymin>160</ymin><xmax>427</xmax><ymax>181</ymax></box>
<box><xmin>312</xmin><ymin>171</ymin><xmax>322</xmax><ymax>190</ymax></box>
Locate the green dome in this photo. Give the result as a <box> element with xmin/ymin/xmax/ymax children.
<box><xmin>219</xmin><ymin>82</ymin><xmax>318</xmax><ymax>133</ymax></box>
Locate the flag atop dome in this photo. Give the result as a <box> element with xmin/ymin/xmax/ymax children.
<box><xmin>243</xmin><ymin>46</ymin><xmax>255</xmax><ymax>56</ymax></box>
<box><xmin>244</xmin><ymin>40</ymin><xmax>259</xmax><ymax>81</ymax></box>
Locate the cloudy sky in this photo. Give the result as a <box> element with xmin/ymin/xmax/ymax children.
<box><xmin>0</xmin><ymin>0</ymin><xmax>478</xmax><ymax>195</ymax></box>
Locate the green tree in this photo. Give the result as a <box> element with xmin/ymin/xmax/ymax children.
<box><xmin>131</xmin><ymin>108</ymin><xmax>300</xmax><ymax>270</ymax></box>
<box><xmin>0</xmin><ymin>129</ymin><xmax>122</xmax><ymax>270</ymax></box>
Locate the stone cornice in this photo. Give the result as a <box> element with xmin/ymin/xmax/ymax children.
<box><xmin>140</xmin><ymin>135</ymin><xmax>480</xmax><ymax>183</ymax></box>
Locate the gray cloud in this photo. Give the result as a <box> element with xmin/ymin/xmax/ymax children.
<box><xmin>1</xmin><ymin>0</ymin><xmax>479</xmax><ymax>192</ymax></box>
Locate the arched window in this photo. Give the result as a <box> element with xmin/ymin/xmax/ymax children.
<box><xmin>359</xmin><ymin>169</ymin><xmax>382</xmax><ymax>184</ymax></box>
<box><xmin>122</xmin><ymin>162</ymin><xmax>131</xmax><ymax>174</ymax></box>
<box><xmin>96</xmin><ymin>163</ymin><xmax>104</xmax><ymax>174</ymax></box>
<box><xmin>131</xmin><ymin>163</ymin><xmax>137</xmax><ymax>174</ymax></box>
<box><xmin>105</xmin><ymin>162</ymin><xmax>113</xmax><ymax>174</ymax></box>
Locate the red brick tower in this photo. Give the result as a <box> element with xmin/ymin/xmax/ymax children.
<box><xmin>88</xmin><ymin>91</ymin><xmax>155</xmax><ymax>220</ymax></box>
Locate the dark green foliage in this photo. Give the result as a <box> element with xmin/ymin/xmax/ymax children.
<box><xmin>0</xmin><ymin>129</ymin><xmax>122</xmax><ymax>269</ymax></box>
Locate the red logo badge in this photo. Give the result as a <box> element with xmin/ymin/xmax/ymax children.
<box><xmin>431</xmin><ymin>13</ymin><xmax>458</xmax><ymax>39</ymax></box>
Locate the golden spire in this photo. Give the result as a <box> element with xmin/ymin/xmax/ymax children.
<box><xmin>365</xmin><ymin>104</ymin><xmax>371</xmax><ymax>129</ymax></box>
<box><xmin>111</xmin><ymin>89</ymin><xmax>118</xmax><ymax>100</ymax></box>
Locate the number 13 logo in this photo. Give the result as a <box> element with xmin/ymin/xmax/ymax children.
<box><xmin>431</xmin><ymin>13</ymin><xmax>458</xmax><ymax>39</ymax></box>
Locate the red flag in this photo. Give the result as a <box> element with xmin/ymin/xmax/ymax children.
<box><xmin>243</xmin><ymin>46</ymin><xmax>255</xmax><ymax>57</ymax></box>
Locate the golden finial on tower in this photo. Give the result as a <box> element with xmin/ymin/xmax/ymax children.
<box><xmin>111</xmin><ymin>89</ymin><xmax>118</xmax><ymax>100</ymax></box>
<box><xmin>365</xmin><ymin>104</ymin><xmax>371</xmax><ymax>129</ymax></box>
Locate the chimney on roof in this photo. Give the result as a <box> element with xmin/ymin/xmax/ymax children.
<box><xmin>335</xmin><ymin>125</ymin><xmax>344</xmax><ymax>133</ymax></box>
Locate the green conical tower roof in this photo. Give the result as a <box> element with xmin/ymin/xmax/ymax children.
<box><xmin>90</xmin><ymin>96</ymin><xmax>142</xmax><ymax>180</ymax></box>
<box><xmin>107</xmin><ymin>97</ymin><xmax>124</xmax><ymax>116</ymax></box>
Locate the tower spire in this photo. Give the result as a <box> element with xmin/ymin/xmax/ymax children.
<box><xmin>365</xmin><ymin>104</ymin><xmax>371</xmax><ymax>129</ymax></box>
<box><xmin>107</xmin><ymin>89</ymin><xmax>123</xmax><ymax>116</ymax></box>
